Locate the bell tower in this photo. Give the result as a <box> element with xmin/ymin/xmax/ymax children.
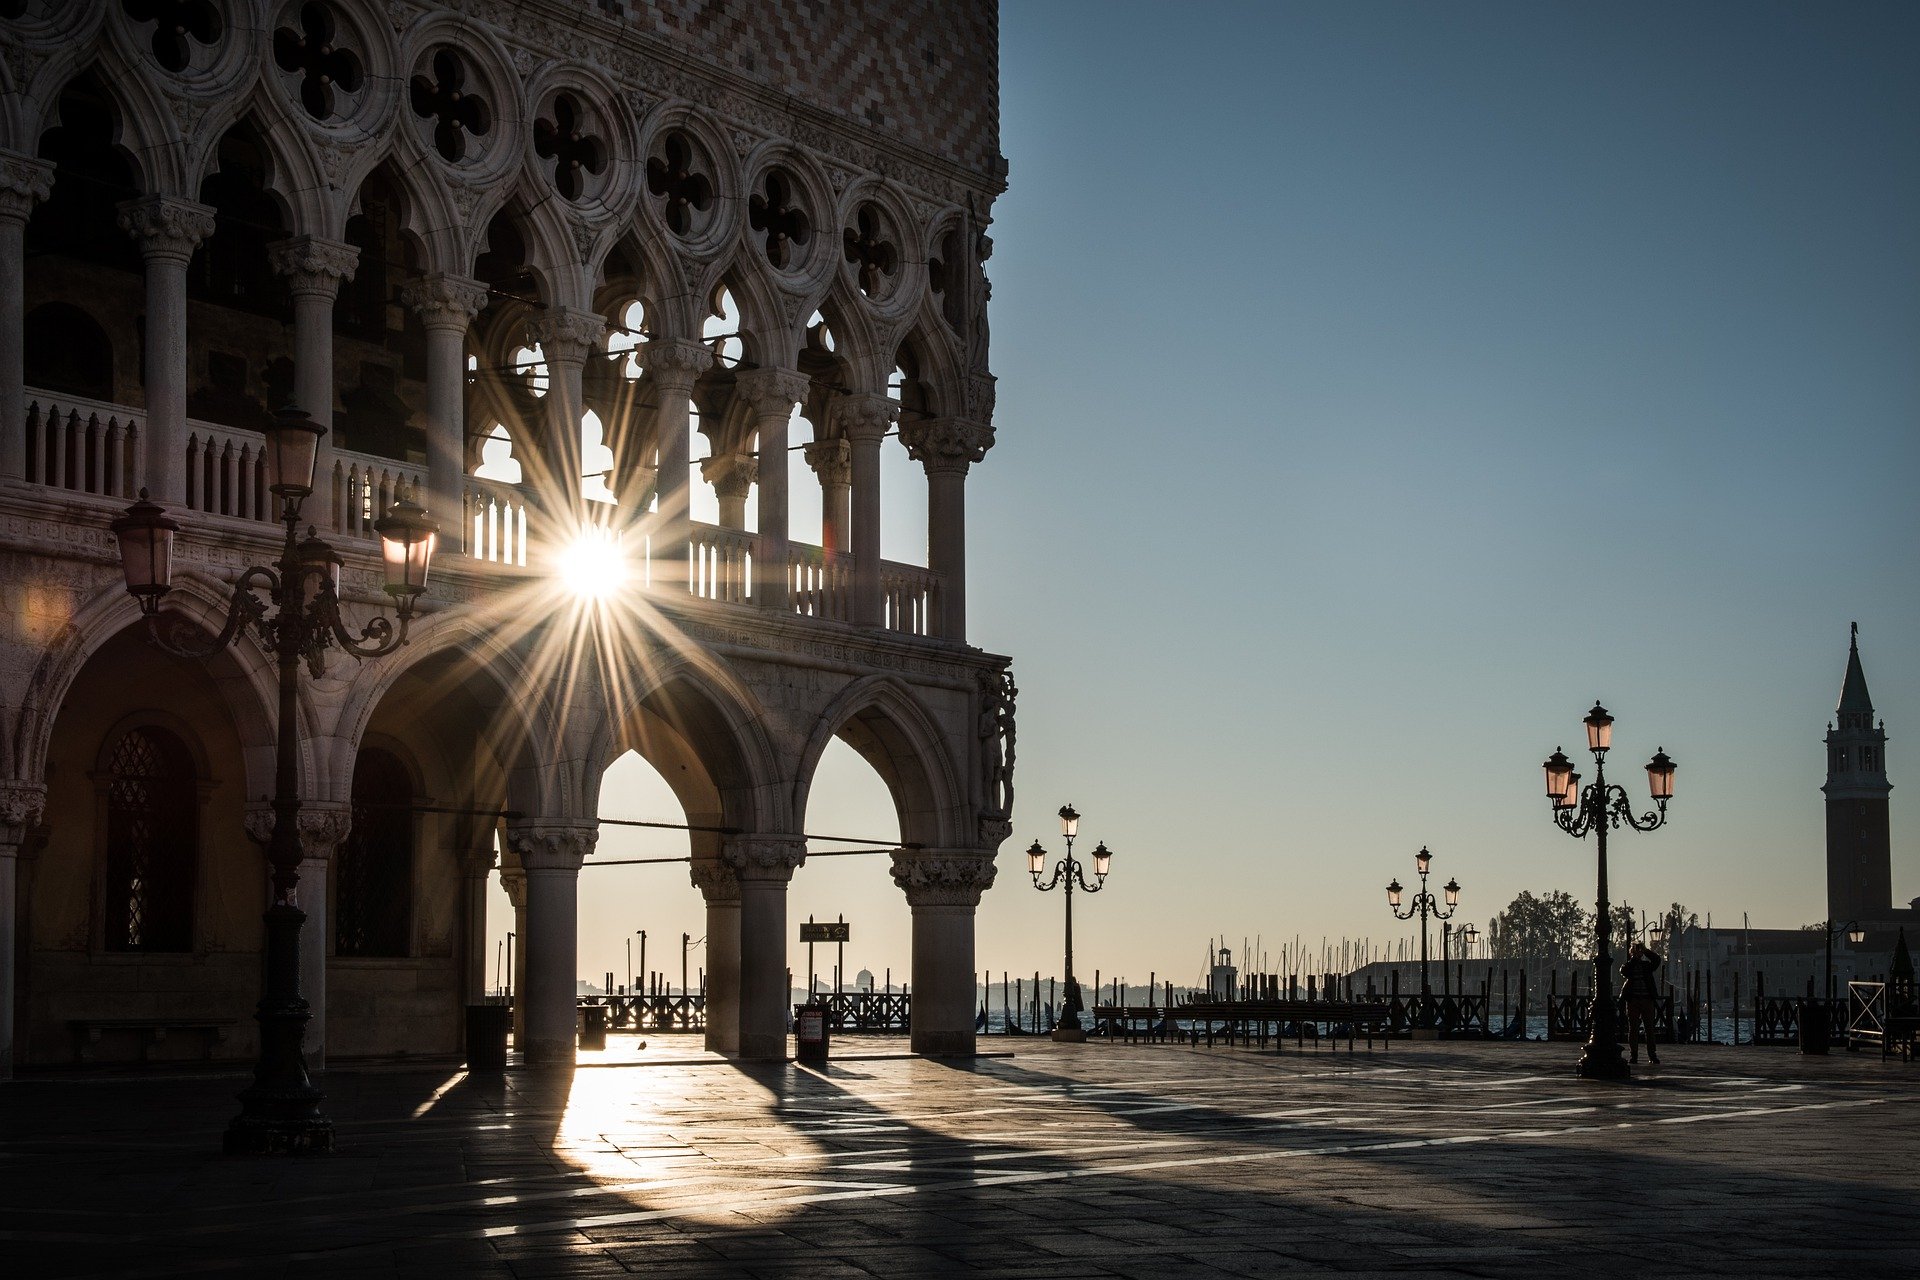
<box><xmin>1824</xmin><ymin>623</ymin><xmax>1893</xmax><ymax>924</ymax></box>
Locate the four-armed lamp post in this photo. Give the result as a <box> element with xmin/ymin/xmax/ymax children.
<box><xmin>109</xmin><ymin>405</ymin><xmax>438</xmax><ymax>1153</ymax></box>
<box><xmin>1542</xmin><ymin>702</ymin><xmax>1677</xmax><ymax>1081</ymax></box>
<box><xmin>1386</xmin><ymin>847</ymin><xmax>1459</xmax><ymax>1032</ymax></box>
<box><xmin>1028</xmin><ymin>803</ymin><xmax>1112</xmax><ymax>1043</ymax></box>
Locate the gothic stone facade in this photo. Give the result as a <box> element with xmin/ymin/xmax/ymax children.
<box><xmin>0</xmin><ymin>0</ymin><xmax>1012</xmax><ymax>1074</ymax></box>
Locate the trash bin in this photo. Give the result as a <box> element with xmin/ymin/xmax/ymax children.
<box><xmin>795</xmin><ymin>1001</ymin><xmax>830</xmax><ymax>1064</ymax></box>
<box><xmin>1798</xmin><ymin>999</ymin><xmax>1829</xmax><ymax>1055</ymax></box>
<box><xmin>466</xmin><ymin>1003</ymin><xmax>511</xmax><ymax>1071</ymax></box>
<box><xmin>579</xmin><ymin>1003</ymin><xmax>608</xmax><ymax>1051</ymax></box>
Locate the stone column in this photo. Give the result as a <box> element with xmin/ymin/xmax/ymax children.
<box><xmin>803</xmin><ymin>439</ymin><xmax>852</xmax><ymax>558</ymax></box>
<box><xmin>118</xmin><ymin>196</ymin><xmax>216</xmax><ymax>506</ymax></box>
<box><xmin>0</xmin><ymin>782</ymin><xmax>46</xmax><ymax>1080</ymax></box>
<box><xmin>690</xmin><ymin>860</ymin><xmax>741</xmax><ymax>1055</ymax></box>
<box><xmin>836</xmin><ymin>395</ymin><xmax>895</xmax><ymax>628</ymax></box>
<box><xmin>899</xmin><ymin>418</ymin><xmax>995</xmax><ymax>642</ymax></box>
<box><xmin>645</xmin><ymin>339</ymin><xmax>713</xmax><ymax>578</ymax></box>
<box><xmin>735</xmin><ymin>368</ymin><xmax>808</xmax><ymax>614</ymax></box>
<box><xmin>524</xmin><ymin>309</ymin><xmax>605</xmax><ymax>524</ymax></box>
<box><xmin>460</xmin><ymin>842</ymin><xmax>498</xmax><ymax>1005</ymax></box>
<box><xmin>401</xmin><ymin>274</ymin><xmax>488</xmax><ymax>549</ymax></box>
<box><xmin>700</xmin><ymin>453</ymin><xmax>755</xmax><ymax>530</ymax></box>
<box><xmin>504</xmin><ymin>824</ymin><xmax>596</xmax><ymax>1068</ymax></box>
<box><xmin>266</xmin><ymin>237</ymin><xmax>357</xmax><ymax>529</ymax></box>
<box><xmin>721</xmin><ymin>836</ymin><xmax>806</xmax><ymax>1060</ymax></box>
<box><xmin>500</xmin><ymin>867</ymin><xmax>527</xmax><ymax>1043</ymax></box>
<box><xmin>891</xmin><ymin>849</ymin><xmax>998</xmax><ymax>1057</ymax></box>
<box><xmin>0</xmin><ymin>154</ymin><xmax>53</xmax><ymax>484</ymax></box>
<box><xmin>248</xmin><ymin>802</ymin><xmax>350</xmax><ymax>1069</ymax></box>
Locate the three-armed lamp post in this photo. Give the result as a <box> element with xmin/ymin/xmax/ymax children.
<box><xmin>1386</xmin><ymin>847</ymin><xmax>1459</xmax><ymax>1029</ymax></box>
<box><xmin>1027</xmin><ymin>804</ymin><xmax>1111</xmax><ymax>1043</ymax></box>
<box><xmin>109</xmin><ymin>405</ymin><xmax>438</xmax><ymax>1153</ymax></box>
<box><xmin>1542</xmin><ymin>702</ymin><xmax>1677</xmax><ymax>1081</ymax></box>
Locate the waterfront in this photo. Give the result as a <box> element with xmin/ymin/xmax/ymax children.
<box><xmin>5</xmin><ymin>1038</ymin><xmax>1915</xmax><ymax>1277</ymax></box>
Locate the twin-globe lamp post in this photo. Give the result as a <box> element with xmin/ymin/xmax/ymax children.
<box><xmin>1385</xmin><ymin>847</ymin><xmax>1459</xmax><ymax>1028</ymax></box>
<box><xmin>1027</xmin><ymin>804</ymin><xmax>1111</xmax><ymax>1042</ymax></box>
<box><xmin>109</xmin><ymin>405</ymin><xmax>438</xmax><ymax>1154</ymax></box>
<box><xmin>1541</xmin><ymin>702</ymin><xmax>1677</xmax><ymax>1081</ymax></box>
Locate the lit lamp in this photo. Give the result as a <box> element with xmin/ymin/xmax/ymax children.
<box><xmin>1847</xmin><ymin>926</ymin><xmax>1866</xmax><ymax>945</ymax></box>
<box><xmin>1443</xmin><ymin>877</ymin><xmax>1461</xmax><ymax>908</ymax></box>
<box><xmin>1540</xmin><ymin>701</ymin><xmax>1676</xmax><ymax>1081</ymax></box>
<box><xmin>1386</xmin><ymin>878</ymin><xmax>1403</xmax><ymax>909</ymax></box>
<box><xmin>1028</xmin><ymin>803</ymin><xmax>1112</xmax><ymax>1041</ymax></box>
<box><xmin>106</xmin><ymin>401</ymin><xmax>439</xmax><ymax>1155</ymax></box>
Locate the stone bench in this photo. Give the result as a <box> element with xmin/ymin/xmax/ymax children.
<box><xmin>68</xmin><ymin>1017</ymin><xmax>236</xmax><ymax>1064</ymax></box>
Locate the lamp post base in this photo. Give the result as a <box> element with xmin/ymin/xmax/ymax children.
<box><xmin>1575</xmin><ymin>1045</ymin><xmax>1631</xmax><ymax>1081</ymax></box>
<box><xmin>1410</xmin><ymin>1028</ymin><xmax>1441</xmax><ymax>1041</ymax></box>
<box><xmin>223</xmin><ymin>1114</ymin><xmax>334</xmax><ymax>1155</ymax></box>
<box><xmin>1050</xmin><ymin>1027</ymin><xmax>1087</xmax><ymax>1043</ymax></box>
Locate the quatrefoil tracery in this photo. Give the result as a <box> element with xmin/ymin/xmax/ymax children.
<box><xmin>927</xmin><ymin>228</ymin><xmax>964</xmax><ymax>330</ymax></box>
<box><xmin>409</xmin><ymin>48</ymin><xmax>491</xmax><ymax>164</ymax></box>
<box><xmin>122</xmin><ymin>0</ymin><xmax>222</xmax><ymax>74</ymax></box>
<box><xmin>272</xmin><ymin>3</ymin><xmax>364</xmax><ymax>123</ymax></box>
<box><xmin>748</xmin><ymin>170</ymin><xmax>811</xmax><ymax>270</ymax></box>
<box><xmin>843</xmin><ymin>203</ymin><xmax>898</xmax><ymax>298</ymax></box>
<box><xmin>533</xmin><ymin>94</ymin><xmax>607</xmax><ymax>201</ymax></box>
<box><xmin>646</xmin><ymin>132</ymin><xmax>714</xmax><ymax>237</ymax></box>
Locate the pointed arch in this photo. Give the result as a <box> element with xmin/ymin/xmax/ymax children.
<box><xmin>793</xmin><ymin>675</ymin><xmax>967</xmax><ymax>850</ymax></box>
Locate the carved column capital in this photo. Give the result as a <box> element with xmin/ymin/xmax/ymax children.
<box><xmin>700</xmin><ymin>451</ymin><xmax>757</xmax><ymax>500</ymax></box>
<box><xmin>499</xmin><ymin>867</ymin><xmax>527</xmax><ymax>909</ymax></box>
<box><xmin>117</xmin><ymin>195</ymin><xmax>217</xmax><ymax>265</ymax></box>
<box><xmin>645</xmin><ymin>338</ymin><xmax>714</xmax><ymax>393</ymax></box>
<box><xmin>721</xmin><ymin>835</ymin><xmax>807</xmax><ymax>883</ymax></box>
<box><xmin>0</xmin><ymin>781</ymin><xmax>46</xmax><ymax>847</ymax></box>
<box><xmin>266</xmin><ymin>235</ymin><xmax>360</xmax><ymax>298</ymax></box>
<box><xmin>833</xmin><ymin>393</ymin><xmax>897</xmax><ymax>443</ymax></box>
<box><xmin>401</xmin><ymin>272</ymin><xmax>489</xmax><ymax>331</ymax></box>
<box><xmin>460</xmin><ymin>844</ymin><xmax>500</xmax><ymax>878</ymax></box>
<box><xmin>900</xmin><ymin>417</ymin><xmax>995</xmax><ymax>476</ymax></box>
<box><xmin>890</xmin><ymin>849</ymin><xmax>997</xmax><ymax>909</ymax></box>
<box><xmin>0</xmin><ymin>153</ymin><xmax>54</xmax><ymax>224</ymax></box>
<box><xmin>689</xmin><ymin>859</ymin><xmax>740</xmax><ymax>905</ymax></box>
<box><xmin>524</xmin><ymin>308</ymin><xmax>607</xmax><ymax>366</ymax></box>
<box><xmin>503</xmin><ymin>823</ymin><xmax>598</xmax><ymax>872</ymax></box>
<box><xmin>733</xmin><ymin>367</ymin><xmax>810</xmax><ymax>420</ymax></box>
<box><xmin>803</xmin><ymin>438</ymin><xmax>852</xmax><ymax>487</ymax></box>
<box><xmin>244</xmin><ymin>802</ymin><xmax>353</xmax><ymax>860</ymax></box>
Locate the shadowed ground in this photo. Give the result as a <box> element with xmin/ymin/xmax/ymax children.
<box><xmin>2</xmin><ymin>1037</ymin><xmax>1915</xmax><ymax>1277</ymax></box>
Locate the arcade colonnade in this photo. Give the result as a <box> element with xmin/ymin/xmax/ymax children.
<box><xmin>0</xmin><ymin>1</ymin><xmax>1016</xmax><ymax>1076</ymax></box>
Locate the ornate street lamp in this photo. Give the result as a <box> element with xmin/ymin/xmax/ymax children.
<box><xmin>108</xmin><ymin>405</ymin><xmax>437</xmax><ymax>1154</ymax></box>
<box><xmin>1540</xmin><ymin>702</ymin><xmax>1676</xmax><ymax>1081</ymax></box>
<box><xmin>1028</xmin><ymin>803</ymin><xmax>1112</xmax><ymax>1042</ymax></box>
<box><xmin>1386</xmin><ymin>847</ymin><xmax>1459</xmax><ymax>1029</ymax></box>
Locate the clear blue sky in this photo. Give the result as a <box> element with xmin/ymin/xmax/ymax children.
<box><xmin>553</xmin><ymin>3</ymin><xmax>1920</xmax><ymax>994</ymax></box>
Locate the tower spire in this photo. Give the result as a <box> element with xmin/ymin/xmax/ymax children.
<box><xmin>1839</xmin><ymin>621</ymin><xmax>1874</xmax><ymax>719</ymax></box>
<box><xmin>1825</xmin><ymin>622</ymin><xmax>1892</xmax><ymax>923</ymax></box>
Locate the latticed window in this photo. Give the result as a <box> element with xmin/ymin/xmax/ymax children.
<box><xmin>103</xmin><ymin>726</ymin><xmax>197</xmax><ymax>952</ymax></box>
<box><xmin>335</xmin><ymin>748</ymin><xmax>413</xmax><ymax>957</ymax></box>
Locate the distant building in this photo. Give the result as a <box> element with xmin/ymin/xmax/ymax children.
<box><xmin>1824</xmin><ymin>624</ymin><xmax>1914</xmax><ymax>925</ymax></box>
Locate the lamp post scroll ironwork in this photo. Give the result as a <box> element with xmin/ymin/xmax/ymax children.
<box><xmin>1541</xmin><ymin>702</ymin><xmax>1677</xmax><ymax>1081</ymax></box>
<box><xmin>1027</xmin><ymin>803</ymin><xmax>1112</xmax><ymax>1043</ymax></box>
<box><xmin>1385</xmin><ymin>847</ymin><xmax>1459</xmax><ymax>1029</ymax></box>
<box><xmin>108</xmin><ymin>405</ymin><xmax>439</xmax><ymax>1153</ymax></box>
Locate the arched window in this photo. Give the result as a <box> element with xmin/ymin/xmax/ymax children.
<box><xmin>103</xmin><ymin>725</ymin><xmax>197</xmax><ymax>953</ymax></box>
<box><xmin>25</xmin><ymin>303</ymin><xmax>114</xmax><ymax>399</ymax></box>
<box><xmin>335</xmin><ymin>747</ymin><xmax>414</xmax><ymax>957</ymax></box>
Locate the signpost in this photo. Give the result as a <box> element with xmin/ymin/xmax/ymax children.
<box><xmin>800</xmin><ymin>918</ymin><xmax>851</xmax><ymax>1001</ymax></box>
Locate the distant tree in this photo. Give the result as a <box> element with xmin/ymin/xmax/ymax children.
<box><xmin>1488</xmin><ymin>890</ymin><xmax>1590</xmax><ymax>965</ymax></box>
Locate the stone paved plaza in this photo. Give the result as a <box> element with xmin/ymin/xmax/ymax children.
<box><xmin>3</xmin><ymin>1038</ymin><xmax>1917</xmax><ymax>1278</ymax></box>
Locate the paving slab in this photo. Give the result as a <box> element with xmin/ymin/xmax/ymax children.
<box><xmin>2</xmin><ymin>1038</ymin><xmax>1917</xmax><ymax>1277</ymax></box>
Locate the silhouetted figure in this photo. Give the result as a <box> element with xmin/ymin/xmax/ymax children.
<box><xmin>1622</xmin><ymin>942</ymin><xmax>1662</xmax><ymax>1064</ymax></box>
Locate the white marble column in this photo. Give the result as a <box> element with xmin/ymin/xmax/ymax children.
<box><xmin>401</xmin><ymin>274</ymin><xmax>488</xmax><ymax>549</ymax></box>
<box><xmin>899</xmin><ymin>418</ymin><xmax>995</xmax><ymax>642</ymax></box>
<box><xmin>505</xmin><ymin>824</ymin><xmax>596</xmax><ymax>1068</ymax></box>
<box><xmin>700</xmin><ymin>453</ymin><xmax>755</xmax><ymax>530</ymax></box>
<box><xmin>0</xmin><ymin>154</ymin><xmax>53</xmax><ymax>484</ymax></box>
<box><xmin>691</xmin><ymin>860</ymin><xmax>741</xmax><ymax>1055</ymax></box>
<box><xmin>0</xmin><ymin>782</ymin><xmax>46</xmax><ymax>1080</ymax></box>
<box><xmin>722</xmin><ymin>836</ymin><xmax>806</xmax><ymax>1060</ymax></box>
<box><xmin>117</xmin><ymin>196</ymin><xmax>216</xmax><ymax>506</ymax></box>
<box><xmin>836</xmin><ymin>395</ymin><xmax>894</xmax><ymax>628</ymax></box>
<box><xmin>524</xmin><ymin>309</ymin><xmax>604</xmax><ymax>523</ymax></box>
<box><xmin>645</xmin><ymin>338</ymin><xmax>713</xmax><ymax>579</ymax></box>
<box><xmin>804</xmin><ymin>439</ymin><xmax>852</xmax><ymax>556</ymax></box>
<box><xmin>892</xmin><ymin>849</ymin><xmax>998</xmax><ymax>1057</ymax></box>
<box><xmin>266</xmin><ymin>237</ymin><xmax>357</xmax><ymax>529</ymax></box>
<box><xmin>501</xmin><ymin>867</ymin><xmax>527</xmax><ymax>1043</ymax></box>
<box><xmin>735</xmin><ymin>368</ymin><xmax>807</xmax><ymax>613</ymax></box>
<box><xmin>460</xmin><ymin>842</ymin><xmax>498</xmax><ymax>1005</ymax></box>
